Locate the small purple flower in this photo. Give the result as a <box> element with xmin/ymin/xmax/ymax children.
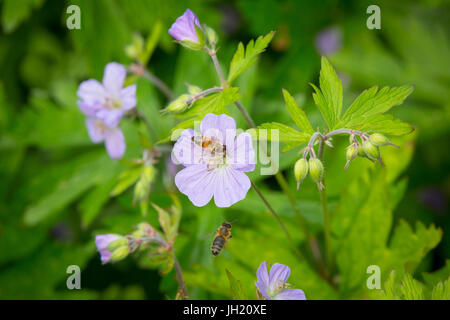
<box><xmin>169</xmin><ymin>9</ymin><xmax>202</xmax><ymax>43</ymax></box>
<box><xmin>255</xmin><ymin>262</ymin><xmax>306</xmax><ymax>300</ymax></box>
<box><xmin>172</xmin><ymin>113</ymin><xmax>255</xmax><ymax>207</ymax></box>
<box><xmin>95</xmin><ymin>234</ymin><xmax>120</xmax><ymax>264</ymax></box>
<box><xmin>315</xmin><ymin>26</ymin><xmax>342</xmax><ymax>56</ymax></box>
<box><xmin>77</xmin><ymin>62</ymin><xmax>137</xmax><ymax>127</ymax></box>
<box><xmin>86</xmin><ymin>118</ymin><xmax>125</xmax><ymax>159</ymax></box>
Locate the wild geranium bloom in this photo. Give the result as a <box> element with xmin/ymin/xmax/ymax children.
<box><xmin>169</xmin><ymin>9</ymin><xmax>202</xmax><ymax>43</ymax></box>
<box><xmin>95</xmin><ymin>234</ymin><xmax>120</xmax><ymax>264</ymax></box>
<box><xmin>172</xmin><ymin>113</ymin><xmax>255</xmax><ymax>207</ymax></box>
<box><xmin>86</xmin><ymin>118</ymin><xmax>125</xmax><ymax>159</ymax></box>
<box><xmin>77</xmin><ymin>62</ymin><xmax>137</xmax><ymax>127</ymax></box>
<box><xmin>255</xmin><ymin>262</ymin><xmax>306</xmax><ymax>300</ymax></box>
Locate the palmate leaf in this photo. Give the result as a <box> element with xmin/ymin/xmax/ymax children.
<box><xmin>349</xmin><ymin>113</ymin><xmax>414</xmax><ymax>136</ymax></box>
<box><xmin>254</xmin><ymin>122</ymin><xmax>310</xmax><ymax>152</ymax></box>
<box><xmin>225</xmin><ymin>269</ymin><xmax>248</xmax><ymax>300</ymax></box>
<box><xmin>310</xmin><ymin>57</ymin><xmax>343</xmax><ymax>129</ymax></box>
<box><xmin>227</xmin><ymin>31</ymin><xmax>275</xmax><ymax>84</ymax></box>
<box><xmin>338</xmin><ymin>85</ymin><xmax>414</xmax><ymax>132</ymax></box>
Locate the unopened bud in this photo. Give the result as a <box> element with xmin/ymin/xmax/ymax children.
<box><xmin>294</xmin><ymin>158</ymin><xmax>308</xmax><ymax>190</ymax></box>
<box><xmin>110</xmin><ymin>246</ymin><xmax>129</xmax><ymax>262</ymax></box>
<box><xmin>345</xmin><ymin>145</ymin><xmax>359</xmax><ymax>170</ymax></box>
<box><xmin>204</xmin><ymin>25</ymin><xmax>218</xmax><ymax>47</ymax></box>
<box><xmin>369</xmin><ymin>133</ymin><xmax>399</xmax><ymax>148</ymax></box>
<box><xmin>107</xmin><ymin>237</ymin><xmax>129</xmax><ymax>251</ymax></box>
<box><xmin>163</xmin><ymin>95</ymin><xmax>189</xmax><ymax>113</ymax></box>
<box><xmin>362</xmin><ymin>140</ymin><xmax>380</xmax><ymax>160</ymax></box>
<box><xmin>309</xmin><ymin>158</ymin><xmax>324</xmax><ymax>185</ymax></box>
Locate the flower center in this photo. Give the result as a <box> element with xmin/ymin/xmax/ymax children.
<box><xmin>105</xmin><ymin>97</ymin><xmax>122</xmax><ymax>109</ymax></box>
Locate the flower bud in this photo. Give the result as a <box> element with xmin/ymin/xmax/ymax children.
<box><xmin>294</xmin><ymin>158</ymin><xmax>308</xmax><ymax>190</ymax></box>
<box><xmin>362</xmin><ymin>140</ymin><xmax>380</xmax><ymax>160</ymax></box>
<box><xmin>110</xmin><ymin>245</ymin><xmax>130</xmax><ymax>262</ymax></box>
<box><xmin>125</xmin><ymin>33</ymin><xmax>144</xmax><ymax>62</ymax></box>
<box><xmin>345</xmin><ymin>145</ymin><xmax>359</xmax><ymax>170</ymax></box>
<box><xmin>204</xmin><ymin>25</ymin><xmax>218</xmax><ymax>47</ymax></box>
<box><xmin>107</xmin><ymin>237</ymin><xmax>129</xmax><ymax>251</ymax></box>
<box><xmin>163</xmin><ymin>95</ymin><xmax>189</xmax><ymax>113</ymax></box>
<box><xmin>309</xmin><ymin>158</ymin><xmax>324</xmax><ymax>184</ymax></box>
<box><xmin>369</xmin><ymin>133</ymin><xmax>399</xmax><ymax>148</ymax></box>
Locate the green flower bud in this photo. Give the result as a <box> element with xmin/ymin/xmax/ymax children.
<box><xmin>163</xmin><ymin>95</ymin><xmax>189</xmax><ymax>113</ymax></box>
<box><xmin>179</xmin><ymin>39</ymin><xmax>204</xmax><ymax>51</ymax></box>
<box><xmin>110</xmin><ymin>246</ymin><xmax>129</xmax><ymax>262</ymax></box>
<box><xmin>125</xmin><ymin>33</ymin><xmax>144</xmax><ymax>62</ymax></box>
<box><xmin>309</xmin><ymin>158</ymin><xmax>324</xmax><ymax>183</ymax></box>
<box><xmin>204</xmin><ymin>25</ymin><xmax>218</xmax><ymax>47</ymax></box>
<box><xmin>362</xmin><ymin>140</ymin><xmax>380</xmax><ymax>160</ymax></box>
<box><xmin>107</xmin><ymin>237</ymin><xmax>129</xmax><ymax>251</ymax></box>
<box><xmin>294</xmin><ymin>158</ymin><xmax>308</xmax><ymax>190</ymax></box>
<box><xmin>344</xmin><ymin>145</ymin><xmax>359</xmax><ymax>170</ymax></box>
<box><xmin>369</xmin><ymin>133</ymin><xmax>399</xmax><ymax>148</ymax></box>
<box><xmin>187</xmin><ymin>84</ymin><xmax>202</xmax><ymax>96</ymax></box>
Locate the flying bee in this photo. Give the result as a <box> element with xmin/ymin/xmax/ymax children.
<box><xmin>191</xmin><ymin>134</ymin><xmax>227</xmax><ymax>170</ymax></box>
<box><xmin>211</xmin><ymin>221</ymin><xmax>233</xmax><ymax>256</ymax></box>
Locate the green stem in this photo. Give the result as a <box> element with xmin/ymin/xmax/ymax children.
<box><xmin>250</xmin><ymin>180</ymin><xmax>303</xmax><ymax>260</ymax></box>
<box><xmin>318</xmin><ymin>139</ymin><xmax>332</xmax><ymax>270</ymax></box>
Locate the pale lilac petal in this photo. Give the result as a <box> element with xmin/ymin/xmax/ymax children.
<box><xmin>85</xmin><ymin>118</ymin><xmax>106</xmax><ymax>143</ymax></box>
<box><xmin>103</xmin><ymin>62</ymin><xmax>126</xmax><ymax>95</ymax></box>
<box><xmin>174</xmin><ymin>164</ymin><xmax>216</xmax><ymax>206</ymax></box>
<box><xmin>229</xmin><ymin>132</ymin><xmax>255</xmax><ymax>172</ymax></box>
<box><xmin>274</xmin><ymin>289</ymin><xmax>306</xmax><ymax>300</ymax></box>
<box><xmin>95</xmin><ymin>234</ymin><xmax>120</xmax><ymax>251</ymax></box>
<box><xmin>256</xmin><ymin>262</ymin><xmax>270</xmax><ymax>290</ymax></box>
<box><xmin>201</xmin><ymin>113</ymin><xmax>236</xmax><ymax>146</ymax></box>
<box><xmin>78</xmin><ymin>101</ymin><xmax>101</xmax><ymax>117</ymax></box>
<box><xmin>172</xmin><ymin>129</ymin><xmax>203</xmax><ymax>166</ymax></box>
<box><xmin>169</xmin><ymin>9</ymin><xmax>201</xmax><ymax>42</ymax></box>
<box><xmin>255</xmin><ymin>281</ymin><xmax>271</xmax><ymax>300</ymax></box>
<box><xmin>213</xmin><ymin>167</ymin><xmax>251</xmax><ymax>207</ymax></box>
<box><xmin>99</xmin><ymin>249</ymin><xmax>112</xmax><ymax>264</ymax></box>
<box><xmin>120</xmin><ymin>84</ymin><xmax>137</xmax><ymax>111</ymax></box>
<box><xmin>269</xmin><ymin>263</ymin><xmax>291</xmax><ymax>291</ymax></box>
<box><xmin>77</xmin><ymin>79</ymin><xmax>106</xmax><ymax>104</ymax></box>
<box><xmin>96</xmin><ymin>108</ymin><xmax>124</xmax><ymax>127</ymax></box>
<box><xmin>105</xmin><ymin>127</ymin><xmax>126</xmax><ymax>159</ymax></box>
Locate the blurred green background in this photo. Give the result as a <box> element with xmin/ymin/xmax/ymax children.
<box><xmin>0</xmin><ymin>0</ymin><xmax>449</xmax><ymax>299</ymax></box>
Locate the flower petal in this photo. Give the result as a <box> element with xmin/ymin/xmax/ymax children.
<box><xmin>255</xmin><ymin>281</ymin><xmax>271</xmax><ymax>300</ymax></box>
<box><xmin>213</xmin><ymin>167</ymin><xmax>251</xmax><ymax>207</ymax></box>
<box><xmin>95</xmin><ymin>108</ymin><xmax>124</xmax><ymax>127</ymax></box>
<box><xmin>77</xmin><ymin>79</ymin><xmax>106</xmax><ymax>104</ymax></box>
<box><xmin>105</xmin><ymin>127</ymin><xmax>126</xmax><ymax>159</ymax></box>
<box><xmin>103</xmin><ymin>62</ymin><xmax>126</xmax><ymax>95</ymax></box>
<box><xmin>85</xmin><ymin>118</ymin><xmax>106</xmax><ymax>143</ymax></box>
<box><xmin>269</xmin><ymin>263</ymin><xmax>291</xmax><ymax>290</ymax></box>
<box><xmin>95</xmin><ymin>234</ymin><xmax>120</xmax><ymax>251</ymax></box>
<box><xmin>273</xmin><ymin>289</ymin><xmax>306</xmax><ymax>300</ymax></box>
<box><xmin>174</xmin><ymin>164</ymin><xmax>216</xmax><ymax>206</ymax></box>
<box><xmin>78</xmin><ymin>101</ymin><xmax>101</xmax><ymax>117</ymax></box>
<box><xmin>229</xmin><ymin>132</ymin><xmax>255</xmax><ymax>172</ymax></box>
<box><xmin>120</xmin><ymin>84</ymin><xmax>137</xmax><ymax>111</ymax></box>
<box><xmin>256</xmin><ymin>261</ymin><xmax>270</xmax><ymax>291</ymax></box>
<box><xmin>168</xmin><ymin>9</ymin><xmax>201</xmax><ymax>42</ymax></box>
<box><xmin>201</xmin><ymin>113</ymin><xmax>236</xmax><ymax>147</ymax></box>
<box><xmin>171</xmin><ymin>129</ymin><xmax>204</xmax><ymax>166</ymax></box>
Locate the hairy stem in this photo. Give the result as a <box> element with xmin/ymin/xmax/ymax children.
<box><xmin>186</xmin><ymin>87</ymin><xmax>222</xmax><ymax>105</ymax></box>
<box><xmin>251</xmin><ymin>180</ymin><xmax>303</xmax><ymax>261</ymax></box>
<box><xmin>173</xmin><ymin>254</ymin><xmax>188</xmax><ymax>299</ymax></box>
<box><xmin>208</xmin><ymin>50</ymin><xmax>227</xmax><ymax>87</ymax></box>
<box><xmin>234</xmin><ymin>101</ymin><xmax>256</xmax><ymax>128</ymax></box>
<box><xmin>142</xmin><ymin>70</ymin><xmax>175</xmax><ymax>101</ymax></box>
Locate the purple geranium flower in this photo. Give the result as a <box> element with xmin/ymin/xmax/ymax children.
<box><xmin>86</xmin><ymin>117</ymin><xmax>125</xmax><ymax>159</ymax></box>
<box><xmin>77</xmin><ymin>62</ymin><xmax>137</xmax><ymax>127</ymax></box>
<box><xmin>95</xmin><ymin>234</ymin><xmax>120</xmax><ymax>264</ymax></box>
<box><xmin>172</xmin><ymin>113</ymin><xmax>255</xmax><ymax>207</ymax></box>
<box><xmin>255</xmin><ymin>262</ymin><xmax>306</xmax><ymax>300</ymax></box>
<box><xmin>169</xmin><ymin>9</ymin><xmax>202</xmax><ymax>43</ymax></box>
<box><xmin>315</xmin><ymin>26</ymin><xmax>342</xmax><ymax>56</ymax></box>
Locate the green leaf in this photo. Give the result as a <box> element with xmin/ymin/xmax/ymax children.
<box><xmin>225</xmin><ymin>269</ymin><xmax>248</xmax><ymax>300</ymax></box>
<box><xmin>282</xmin><ymin>89</ymin><xmax>314</xmax><ymax>134</ymax></box>
<box><xmin>349</xmin><ymin>113</ymin><xmax>414</xmax><ymax>136</ymax></box>
<box><xmin>254</xmin><ymin>122</ymin><xmax>310</xmax><ymax>152</ymax></box>
<box><xmin>340</xmin><ymin>85</ymin><xmax>414</xmax><ymax>128</ymax></box>
<box><xmin>227</xmin><ymin>31</ymin><xmax>275</xmax><ymax>84</ymax></box>
<box><xmin>141</xmin><ymin>20</ymin><xmax>162</xmax><ymax>65</ymax></box>
<box><xmin>310</xmin><ymin>57</ymin><xmax>343</xmax><ymax>129</ymax></box>
<box><xmin>1</xmin><ymin>0</ymin><xmax>44</xmax><ymax>33</ymax></box>
<box><xmin>400</xmin><ymin>273</ymin><xmax>425</xmax><ymax>300</ymax></box>
<box><xmin>110</xmin><ymin>165</ymin><xmax>143</xmax><ymax>197</ymax></box>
